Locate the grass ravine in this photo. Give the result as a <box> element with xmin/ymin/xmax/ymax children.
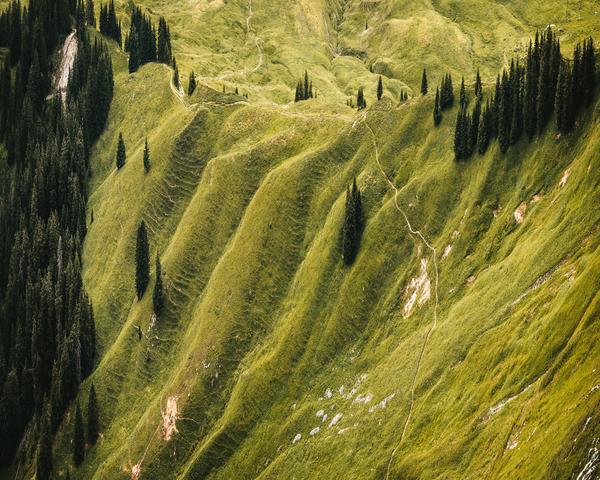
<box><xmin>21</xmin><ymin>1</ymin><xmax>600</xmax><ymax>479</ymax></box>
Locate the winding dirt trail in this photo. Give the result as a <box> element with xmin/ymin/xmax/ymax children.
<box><xmin>355</xmin><ymin>114</ymin><xmax>440</xmax><ymax>480</ymax></box>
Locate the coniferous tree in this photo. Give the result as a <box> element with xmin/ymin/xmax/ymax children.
<box><xmin>342</xmin><ymin>179</ymin><xmax>363</xmax><ymax>265</ymax></box>
<box><xmin>475</xmin><ymin>68</ymin><xmax>483</xmax><ymax>100</ymax></box>
<box><xmin>153</xmin><ymin>253</ymin><xmax>164</xmax><ymax>315</ymax></box>
<box><xmin>433</xmin><ymin>87</ymin><xmax>442</xmax><ymax>126</ymax></box>
<box><xmin>357</xmin><ymin>87</ymin><xmax>366</xmax><ymax>110</ymax></box>
<box><xmin>377</xmin><ymin>75</ymin><xmax>383</xmax><ymax>101</ymax></box>
<box><xmin>73</xmin><ymin>401</ymin><xmax>85</xmax><ymax>466</ymax></box>
<box><xmin>459</xmin><ymin>76</ymin><xmax>467</xmax><ymax>108</ymax></box>
<box><xmin>135</xmin><ymin>221</ymin><xmax>150</xmax><ymax>299</ymax></box>
<box><xmin>582</xmin><ymin>37</ymin><xmax>596</xmax><ymax>103</ymax></box>
<box><xmin>86</xmin><ymin>0</ymin><xmax>96</xmax><ymax>26</ymax></box>
<box><xmin>555</xmin><ymin>60</ymin><xmax>568</xmax><ymax>133</ymax></box>
<box><xmin>36</xmin><ymin>410</ymin><xmax>53</xmax><ymax>480</ymax></box>
<box><xmin>172</xmin><ymin>57</ymin><xmax>180</xmax><ymax>90</ymax></box>
<box><xmin>477</xmin><ymin>101</ymin><xmax>490</xmax><ymax>154</ymax></box>
<box><xmin>116</xmin><ymin>132</ymin><xmax>126</xmax><ymax>169</ymax></box>
<box><xmin>498</xmin><ymin>70</ymin><xmax>512</xmax><ymax>153</ymax></box>
<box><xmin>470</xmin><ymin>100</ymin><xmax>481</xmax><ymax>153</ymax></box>
<box><xmin>157</xmin><ymin>17</ymin><xmax>172</xmax><ymax>64</ymax></box>
<box><xmin>143</xmin><ymin>138</ymin><xmax>151</xmax><ymax>173</ymax></box>
<box><xmin>87</xmin><ymin>383</ymin><xmax>99</xmax><ymax>445</ymax></box>
<box><xmin>421</xmin><ymin>68</ymin><xmax>428</xmax><ymax>95</ymax></box>
<box><xmin>303</xmin><ymin>70</ymin><xmax>310</xmax><ymax>101</ymax></box>
<box><xmin>188</xmin><ymin>70</ymin><xmax>197</xmax><ymax>96</ymax></box>
<box><xmin>128</xmin><ymin>27</ymin><xmax>140</xmax><ymax>73</ymax></box>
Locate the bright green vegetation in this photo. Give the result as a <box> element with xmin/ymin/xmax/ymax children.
<box><xmin>40</xmin><ymin>1</ymin><xmax>600</xmax><ymax>479</ymax></box>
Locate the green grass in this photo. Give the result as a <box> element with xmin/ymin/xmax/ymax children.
<box><xmin>30</xmin><ymin>2</ymin><xmax>600</xmax><ymax>479</ymax></box>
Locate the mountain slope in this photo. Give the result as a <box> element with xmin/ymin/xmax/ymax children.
<box><xmin>43</xmin><ymin>2</ymin><xmax>600</xmax><ymax>479</ymax></box>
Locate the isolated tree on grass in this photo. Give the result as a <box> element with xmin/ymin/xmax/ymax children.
<box><xmin>188</xmin><ymin>70</ymin><xmax>197</xmax><ymax>96</ymax></box>
<box><xmin>153</xmin><ymin>253</ymin><xmax>164</xmax><ymax>316</ymax></box>
<box><xmin>135</xmin><ymin>221</ymin><xmax>150</xmax><ymax>299</ymax></box>
<box><xmin>116</xmin><ymin>132</ymin><xmax>126</xmax><ymax>169</ymax></box>
<box><xmin>377</xmin><ymin>75</ymin><xmax>383</xmax><ymax>101</ymax></box>
<box><xmin>421</xmin><ymin>68</ymin><xmax>428</xmax><ymax>95</ymax></box>
<box><xmin>143</xmin><ymin>138</ymin><xmax>151</xmax><ymax>173</ymax></box>
<box><xmin>87</xmin><ymin>383</ymin><xmax>99</xmax><ymax>445</ymax></box>
<box><xmin>357</xmin><ymin>87</ymin><xmax>367</xmax><ymax>110</ymax></box>
<box><xmin>73</xmin><ymin>401</ymin><xmax>85</xmax><ymax>466</ymax></box>
<box><xmin>433</xmin><ymin>87</ymin><xmax>442</xmax><ymax>126</ymax></box>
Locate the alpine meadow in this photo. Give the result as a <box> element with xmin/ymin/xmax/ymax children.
<box><xmin>1</xmin><ymin>0</ymin><xmax>600</xmax><ymax>479</ymax></box>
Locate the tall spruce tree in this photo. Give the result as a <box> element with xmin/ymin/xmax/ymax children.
<box><xmin>36</xmin><ymin>410</ymin><xmax>53</xmax><ymax>480</ymax></box>
<box><xmin>421</xmin><ymin>68</ymin><xmax>428</xmax><ymax>95</ymax></box>
<box><xmin>86</xmin><ymin>0</ymin><xmax>96</xmax><ymax>27</ymax></box>
<box><xmin>377</xmin><ymin>75</ymin><xmax>383</xmax><ymax>101</ymax></box>
<box><xmin>357</xmin><ymin>87</ymin><xmax>366</xmax><ymax>110</ymax></box>
<box><xmin>172</xmin><ymin>56</ymin><xmax>180</xmax><ymax>90</ymax></box>
<box><xmin>73</xmin><ymin>401</ymin><xmax>85</xmax><ymax>466</ymax></box>
<box><xmin>433</xmin><ymin>87</ymin><xmax>442</xmax><ymax>126</ymax></box>
<box><xmin>342</xmin><ymin>179</ymin><xmax>363</xmax><ymax>265</ymax></box>
<box><xmin>477</xmin><ymin>101</ymin><xmax>490</xmax><ymax>154</ymax></box>
<box><xmin>459</xmin><ymin>76</ymin><xmax>467</xmax><ymax>108</ymax></box>
<box><xmin>116</xmin><ymin>132</ymin><xmax>126</xmax><ymax>169</ymax></box>
<box><xmin>188</xmin><ymin>70</ymin><xmax>197</xmax><ymax>96</ymax></box>
<box><xmin>135</xmin><ymin>221</ymin><xmax>150</xmax><ymax>299</ymax></box>
<box><xmin>153</xmin><ymin>253</ymin><xmax>164</xmax><ymax>316</ymax></box>
<box><xmin>475</xmin><ymin>68</ymin><xmax>483</xmax><ymax>100</ymax></box>
<box><xmin>87</xmin><ymin>383</ymin><xmax>99</xmax><ymax>445</ymax></box>
<box><xmin>143</xmin><ymin>138</ymin><xmax>151</xmax><ymax>173</ymax></box>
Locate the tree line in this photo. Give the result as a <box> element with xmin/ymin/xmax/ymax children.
<box><xmin>0</xmin><ymin>0</ymin><xmax>113</xmax><ymax>476</ymax></box>
<box><xmin>125</xmin><ymin>5</ymin><xmax>173</xmax><ymax>73</ymax></box>
<box><xmin>452</xmin><ymin>29</ymin><xmax>596</xmax><ymax>161</ymax></box>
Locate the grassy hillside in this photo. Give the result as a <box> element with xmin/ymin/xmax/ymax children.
<box><xmin>32</xmin><ymin>1</ymin><xmax>600</xmax><ymax>479</ymax></box>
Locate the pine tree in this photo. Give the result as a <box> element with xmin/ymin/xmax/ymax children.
<box><xmin>143</xmin><ymin>138</ymin><xmax>151</xmax><ymax>173</ymax></box>
<box><xmin>86</xmin><ymin>0</ymin><xmax>96</xmax><ymax>27</ymax></box>
<box><xmin>470</xmin><ymin>100</ymin><xmax>481</xmax><ymax>153</ymax></box>
<box><xmin>555</xmin><ymin>60</ymin><xmax>567</xmax><ymax>133</ymax></box>
<box><xmin>341</xmin><ymin>179</ymin><xmax>363</xmax><ymax>265</ymax></box>
<box><xmin>357</xmin><ymin>87</ymin><xmax>366</xmax><ymax>110</ymax></box>
<box><xmin>135</xmin><ymin>221</ymin><xmax>150</xmax><ymax>299</ymax></box>
<box><xmin>304</xmin><ymin>70</ymin><xmax>310</xmax><ymax>101</ymax></box>
<box><xmin>116</xmin><ymin>132</ymin><xmax>126</xmax><ymax>169</ymax></box>
<box><xmin>36</xmin><ymin>410</ymin><xmax>53</xmax><ymax>480</ymax></box>
<box><xmin>421</xmin><ymin>68</ymin><xmax>428</xmax><ymax>95</ymax></box>
<box><xmin>475</xmin><ymin>68</ymin><xmax>483</xmax><ymax>100</ymax></box>
<box><xmin>172</xmin><ymin>57</ymin><xmax>180</xmax><ymax>90</ymax></box>
<box><xmin>87</xmin><ymin>383</ymin><xmax>99</xmax><ymax>445</ymax></box>
<box><xmin>294</xmin><ymin>81</ymin><xmax>302</xmax><ymax>102</ymax></box>
<box><xmin>128</xmin><ymin>27</ymin><xmax>139</xmax><ymax>73</ymax></box>
<box><xmin>459</xmin><ymin>76</ymin><xmax>467</xmax><ymax>108</ymax></box>
<box><xmin>153</xmin><ymin>253</ymin><xmax>164</xmax><ymax>316</ymax></box>
<box><xmin>433</xmin><ymin>87</ymin><xmax>442</xmax><ymax>126</ymax></box>
<box><xmin>73</xmin><ymin>401</ymin><xmax>85</xmax><ymax>466</ymax></box>
<box><xmin>498</xmin><ymin>70</ymin><xmax>512</xmax><ymax>153</ymax></box>
<box><xmin>157</xmin><ymin>17</ymin><xmax>172</xmax><ymax>64</ymax></box>
<box><xmin>377</xmin><ymin>75</ymin><xmax>383</xmax><ymax>101</ymax></box>
<box><xmin>477</xmin><ymin>101</ymin><xmax>490</xmax><ymax>154</ymax></box>
<box><xmin>188</xmin><ymin>70</ymin><xmax>197</xmax><ymax>96</ymax></box>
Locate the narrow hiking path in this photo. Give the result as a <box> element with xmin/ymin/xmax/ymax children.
<box><xmin>355</xmin><ymin>114</ymin><xmax>440</xmax><ymax>480</ymax></box>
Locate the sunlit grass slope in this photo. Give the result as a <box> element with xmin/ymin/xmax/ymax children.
<box><xmin>41</xmin><ymin>1</ymin><xmax>600</xmax><ymax>479</ymax></box>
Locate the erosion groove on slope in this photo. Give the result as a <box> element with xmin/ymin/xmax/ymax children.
<box><xmin>357</xmin><ymin>114</ymin><xmax>440</xmax><ymax>480</ymax></box>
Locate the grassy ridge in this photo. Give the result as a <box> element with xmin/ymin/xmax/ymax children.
<box><xmin>40</xmin><ymin>1</ymin><xmax>600</xmax><ymax>479</ymax></box>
